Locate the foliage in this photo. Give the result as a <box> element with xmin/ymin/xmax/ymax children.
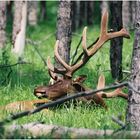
<box><xmin>0</xmin><ymin>1</ymin><xmax>134</xmax><ymax>138</ymax></box>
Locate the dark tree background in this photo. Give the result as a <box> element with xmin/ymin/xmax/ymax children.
<box><xmin>40</xmin><ymin>1</ymin><xmax>47</xmax><ymax>21</ymax></box>
<box><xmin>72</xmin><ymin>1</ymin><xmax>94</xmax><ymax>31</ymax></box>
<box><xmin>109</xmin><ymin>1</ymin><xmax>123</xmax><ymax>80</ymax></box>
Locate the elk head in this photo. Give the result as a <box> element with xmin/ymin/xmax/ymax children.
<box><xmin>34</xmin><ymin>11</ymin><xmax>129</xmax><ymax>108</ymax></box>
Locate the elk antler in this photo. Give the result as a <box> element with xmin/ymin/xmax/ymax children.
<box><xmin>47</xmin><ymin>56</ymin><xmax>66</xmax><ymax>80</ymax></box>
<box><xmin>48</xmin><ymin>11</ymin><xmax>130</xmax><ymax>78</ymax></box>
<box><xmin>96</xmin><ymin>75</ymin><xmax>128</xmax><ymax>99</ymax></box>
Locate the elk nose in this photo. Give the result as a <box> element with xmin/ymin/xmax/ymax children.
<box><xmin>36</xmin><ymin>92</ymin><xmax>44</xmax><ymax>97</ymax></box>
<box><xmin>35</xmin><ymin>92</ymin><xmax>48</xmax><ymax>99</ymax></box>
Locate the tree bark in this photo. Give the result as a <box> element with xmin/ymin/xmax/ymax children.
<box><xmin>27</xmin><ymin>1</ymin><xmax>38</xmax><ymax>26</ymax></box>
<box><xmin>122</xmin><ymin>1</ymin><xmax>131</xmax><ymax>30</ymax></box>
<box><xmin>56</xmin><ymin>0</ymin><xmax>72</xmax><ymax>68</ymax></box>
<box><xmin>126</xmin><ymin>1</ymin><xmax>140</xmax><ymax>130</ymax></box>
<box><xmin>109</xmin><ymin>1</ymin><xmax>123</xmax><ymax>80</ymax></box>
<box><xmin>12</xmin><ymin>1</ymin><xmax>27</xmax><ymax>59</ymax></box>
<box><xmin>0</xmin><ymin>1</ymin><xmax>6</xmax><ymax>48</ymax></box>
<box><xmin>130</xmin><ymin>1</ymin><xmax>136</xmax><ymax>30</ymax></box>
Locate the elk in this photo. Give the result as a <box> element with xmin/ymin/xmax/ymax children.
<box><xmin>0</xmin><ymin>99</ymin><xmax>51</xmax><ymax>113</ymax></box>
<box><xmin>34</xmin><ymin>11</ymin><xmax>130</xmax><ymax>109</ymax></box>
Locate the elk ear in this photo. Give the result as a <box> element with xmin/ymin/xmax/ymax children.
<box><xmin>97</xmin><ymin>74</ymin><xmax>105</xmax><ymax>89</ymax></box>
<box><xmin>74</xmin><ymin>75</ymin><xmax>87</xmax><ymax>83</ymax></box>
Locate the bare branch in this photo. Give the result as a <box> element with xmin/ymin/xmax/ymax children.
<box><xmin>26</xmin><ymin>32</ymin><xmax>55</xmax><ymax>46</ymax></box>
<box><xmin>0</xmin><ymin>81</ymin><xmax>130</xmax><ymax>125</ymax></box>
<box><xmin>71</xmin><ymin>36</ymin><xmax>82</xmax><ymax>65</ymax></box>
<box><xmin>111</xmin><ymin>116</ymin><xmax>125</xmax><ymax>128</ymax></box>
<box><xmin>0</xmin><ymin>61</ymin><xmax>31</xmax><ymax>68</ymax></box>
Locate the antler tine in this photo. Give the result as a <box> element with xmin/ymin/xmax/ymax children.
<box><xmin>54</xmin><ymin>40</ymin><xmax>85</xmax><ymax>77</ymax></box>
<box><xmin>47</xmin><ymin>56</ymin><xmax>66</xmax><ymax>78</ymax></box>
<box><xmin>54</xmin><ymin>40</ymin><xmax>71</xmax><ymax>71</ymax></box>
<box><xmin>100</xmin><ymin>10</ymin><xmax>108</xmax><ymax>36</ymax></box>
<box><xmin>69</xmin><ymin>10</ymin><xmax>130</xmax><ymax>75</ymax></box>
<box><xmin>82</xmin><ymin>26</ymin><xmax>89</xmax><ymax>56</ymax></box>
<box><xmin>100</xmin><ymin>10</ymin><xmax>130</xmax><ymax>39</ymax></box>
<box><xmin>87</xmin><ymin>10</ymin><xmax>130</xmax><ymax>56</ymax></box>
<box><xmin>47</xmin><ymin>56</ymin><xmax>55</xmax><ymax>72</ymax></box>
<box><xmin>47</xmin><ymin>56</ymin><xmax>57</xmax><ymax>80</ymax></box>
<box><xmin>82</xmin><ymin>10</ymin><xmax>109</xmax><ymax>57</ymax></box>
<box><xmin>52</xmin><ymin>10</ymin><xmax>130</xmax><ymax>78</ymax></box>
<box><xmin>48</xmin><ymin>70</ymin><xmax>57</xmax><ymax>81</ymax></box>
<box><xmin>107</xmin><ymin>28</ymin><xmax>130</xmax><ymax>39</ymax></box>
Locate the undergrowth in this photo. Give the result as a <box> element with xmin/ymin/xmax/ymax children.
<box><xmin>0</xmin><ymin>1</ymin><xmax>134</xmax><ymax>137</ymax></box>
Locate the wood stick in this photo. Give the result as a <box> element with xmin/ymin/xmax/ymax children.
<box><xmin>0</xmin><ymin>61</ymin><xmax>31</xmax><ymax>68</ymax></box>
<box><xmin>0</xmin><ymin>82</ymin><xmax>129</xmax><ymax>126</ymax></box>
<box><xmin>1</xmin><ymin>81</ymin><xmax>139</xmax><ymax>126</ymax></box>
<box><xmin>2</xmin><ymin>123</ymin><xmax>140</xmax><ymax>138</ymax></box>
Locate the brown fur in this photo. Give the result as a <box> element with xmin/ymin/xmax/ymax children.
<box><xmin>34</xmin><ymin>75</ymin><xmax>127</xmax><ymax>109</ymax></box>
<box><xmin>0</xmin><ymin>99</ymin><xmax>51</xmax><ymax>113</ymax></box>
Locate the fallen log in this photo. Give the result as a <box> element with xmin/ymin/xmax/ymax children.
<box><xmin>1</xmin><ymin>123</ymin><xmax>140</xmax><ymax>139</ymax></box>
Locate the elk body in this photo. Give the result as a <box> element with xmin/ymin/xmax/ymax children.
<box><xmin>0</xmin><ymin>99</ymin><xmax>51</xmax><ymax>113</ymax></box>
<box><xmin>34</xmin><ymin>11</ymin><xmax>130</xmax><ymax>109</ymax></box>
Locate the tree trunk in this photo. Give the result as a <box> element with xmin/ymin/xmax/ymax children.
<box><xmin>0</xmin><ymin>1</ymin><xmax>6</xmax><ymax>49</ymax></box>
<box><xmin>130</xmin><ymin>1</ymin><xmax>136</xmax><ymax>30</ymax></box>
<box><xmin>109</xmin><ymin>1</ymin><xmax>123</xmax><ymax>80</ymax></box>
<box><xmin>40</xmin><ymin>1</ymin><xmax>47</xmax><ymax>21</ymax></box>
<box><xmin>122</xmin><ymin>1</ymin><xmax>131</xmax><ymax>30</ymax></box>
<box><xmin>12</xmin><ymin>1</ymin><xmax>27</xmax><ymax>59</ymax></box>
<box><xmin>27</xmin><ymin>1</ymin><xmax>38</xmax><ymax>26</ymax></box>
<box><xmin>126</xmin><ymin>1</ymin><xmax>140</xmax><ymax>130</ymax></box>
<box><xmin>56</xmin><ymin>0</ymin><xmax>72</xmax><ymax>68</ymax></box>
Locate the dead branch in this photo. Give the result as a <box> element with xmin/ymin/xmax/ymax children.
<box><xmin>30</xmin><ymin>82</ymin><xmax>132</xmax><ymax>115</ymax></box>
<box><xmin>31</xmin><ymin>43</ymin><xmax>47</xmax><ymax>66</ymax></box>
<box><xmin>0</xmin><ymin>81</ymin><xmax>130</xmax><ymax>126</ymax></box>
<box><xmin>72</xmin><ymin>37</ymin><xmax>99</xmax><ymax>65</ymax></box>
<box><xmin>26</xmin><ymin>32</ymin><xmax>55</xmax><ymax>46</ymax></box>
<box><xmin>72</xmin><ymin>29</ymin><xmax>114</xmax><ymax>66</ymax></box>
<box><xmin>2</xmin><ymin>123</ymin><xmax>140</xmax><ymax>138</ymax></box>
<box><xmin>25</xmin><ymin>32</ymin><xmax>55</xmax><ymax>67</ymax></box>
<box><xmin>111</xmin><ymin>115</ymin><xmax>127</xmax><ymax>134</ymax></box>
<box><xmin>71</xmin><ymin>37</ymin><xmax>82</xmax><ymax>65</ymax></box>
<box><xmin>0</xmin><ymin>61</ymin><xmax>31</xmax><ymax>68</ymax></box>
<box><xmin>111</xmin><ymin>116</ymin><xmax>125</xmax><ymax>128</ymax></box>
<box><xmin>26</xmin><ymin>39</ymin><xmax>48</xmax><ymax>67</ymax></box>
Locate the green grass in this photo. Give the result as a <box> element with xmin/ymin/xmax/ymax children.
<box><xmin>0</xmin><ymin>2</ymin><xmax>134</xmax><ymax>138</ymax></box>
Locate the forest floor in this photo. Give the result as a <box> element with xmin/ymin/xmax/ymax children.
<box><xmin>0</xmin><ymin>2</ymin><xmax>134</xmax><ymax>137</ymax></box>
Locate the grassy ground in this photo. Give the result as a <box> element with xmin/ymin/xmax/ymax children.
<box><xmin>0</xmin><ymin>1</ymin><xmax>134</xmax><ymax>135</ymax></box>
